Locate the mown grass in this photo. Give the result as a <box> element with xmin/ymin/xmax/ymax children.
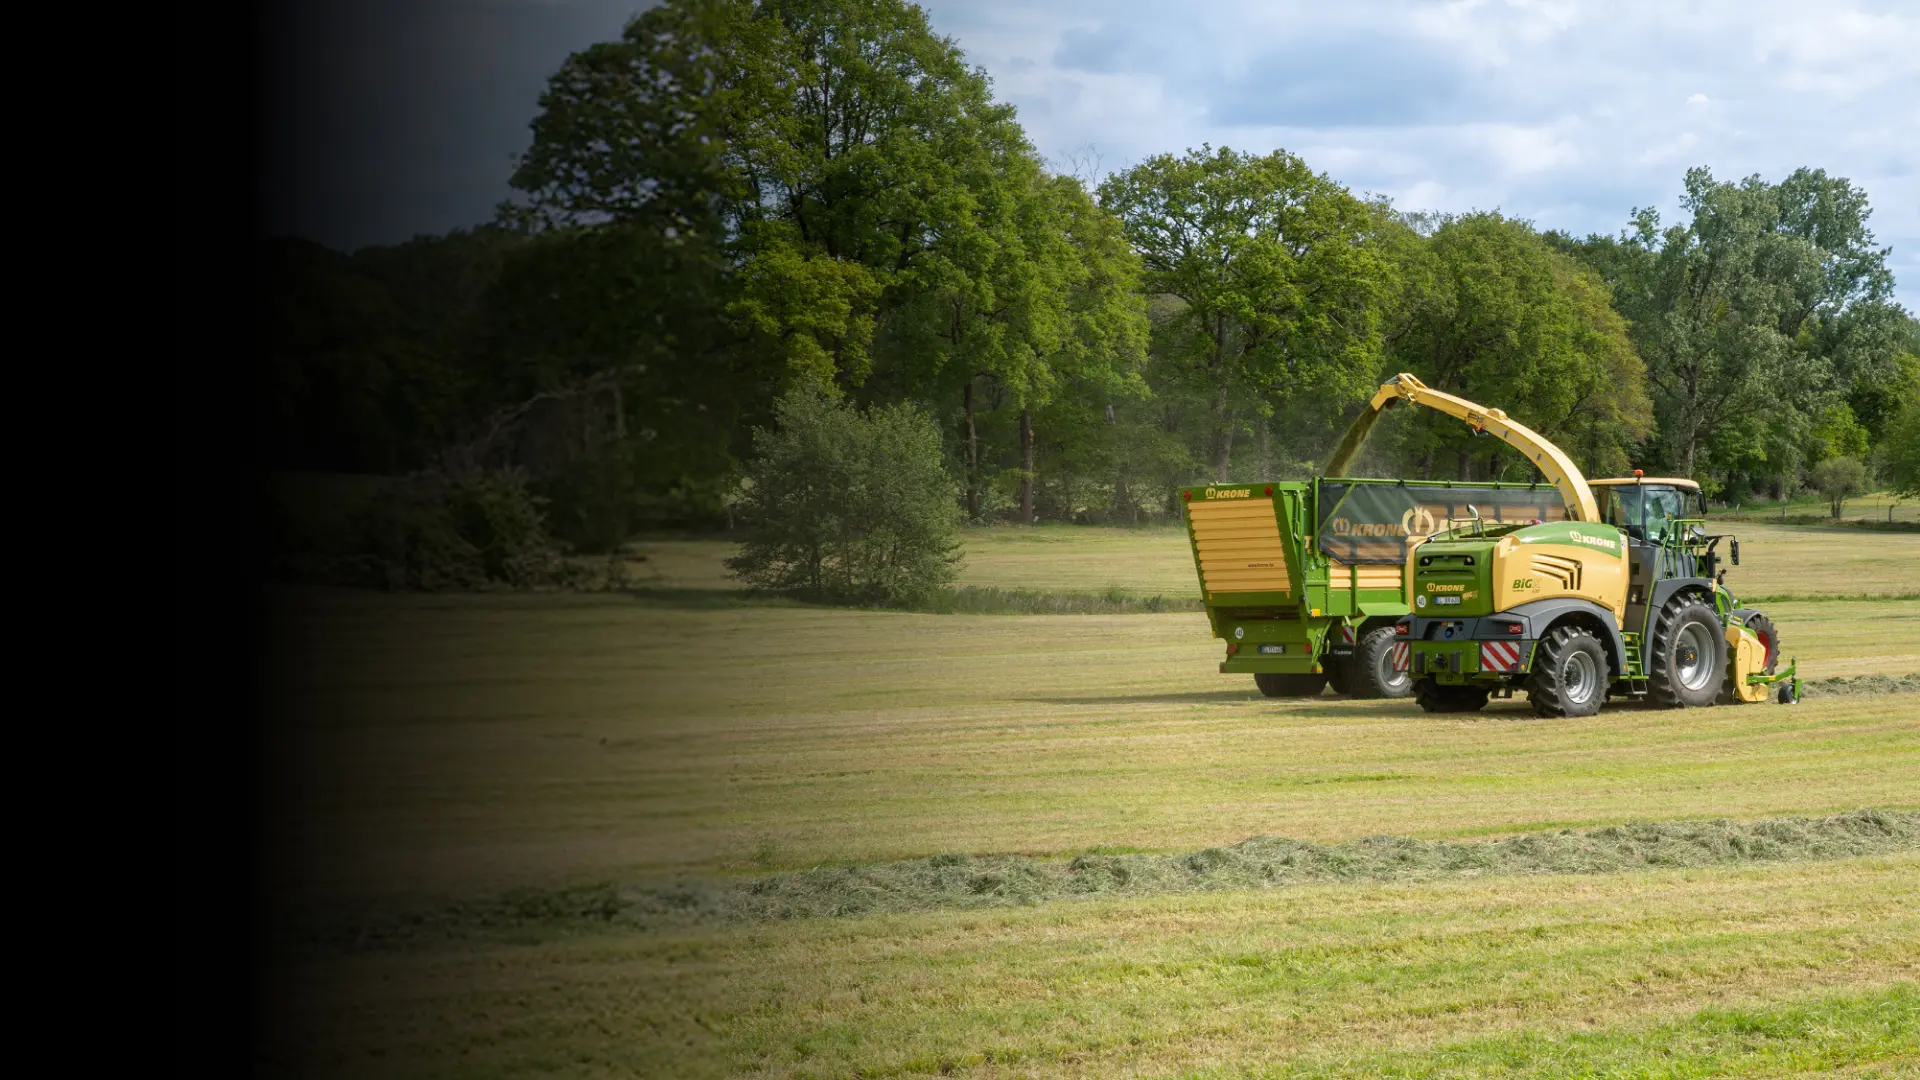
<box><xmin>261</xmin><ymin>587</ymin><xmax>1920</xmax><ymax>905</ymax></box>
<box><xmin>271</xmin><ymin>856</ymin><xmax>1920</xmax><ymax>1079</ymax></box>
<box><xmin>1719</xmin><ymin>488</ymin><xmax>1917</xmax><ymax>524</ymax></box>
<box><xmin>291</xmin><ymin>809</ymin><xmax>1917</xmax><ymax>951</ymax></box>
<box><xmin>620</xmin><ymin>519</ymin><xmax>1920</xmax><ymax>607</ymax></box>
<box><xmin>261</xmin><ymin>525</ymin><xmax>1920</xmax><ymax>1079</ymax></box>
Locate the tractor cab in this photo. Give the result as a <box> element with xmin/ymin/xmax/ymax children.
<box><xmin>1592</xmin><ymin>476</ymin><xmax>1707</xmax><ymax>546</ymax></box>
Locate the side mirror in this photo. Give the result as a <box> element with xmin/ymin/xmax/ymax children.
<box><xmin>1730</xmin><ymin>539</ymin><xmax>1740</xmax><ymax>566</ymax></box>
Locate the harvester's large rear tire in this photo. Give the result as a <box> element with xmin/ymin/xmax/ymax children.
<box><xmin>1255</xmin><ymin>672</ymin><xmax>1327</xmax><ymax>698</ymax></box>
<box><xmin>1353</xmin><ymin>627</ymin><xmax>1414</xmax><ymax>699</ymax></box>
<box><xmin>1413</xmin><ymin>678</ymin><xmax>1490</xmax><ymax>713</ymax></box>
<box><xmin>1648</xmin><ymin>596</ymin><xmax>1726</xmax><ymax>709</ymax></box>
<box><xmin>1526</xmin><ymin>625</ymin><xmax>1609</xmax><ymax>718</ymax></box>
<box><xmin>1718</xmin><ymin>612</ymin><xmax>1781</xmax><ymax>705</ymax></box>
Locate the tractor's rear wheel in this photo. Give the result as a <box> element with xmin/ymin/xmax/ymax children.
<box><xmin>1413</xmin><ymin>678</ymin><xmax>1490</xmax><ymax>713</ymax></box>
<box><xmin>1526</xmin><ymin>625</ymin><xmax>1609</xmax><ymax>718</ymax></box>
<box><xmin>1255</xmin><ymin>672</ymin><xmax>1327</xmax><ymax>698</ymax></box>
<box><xmin>1352</xmin><ymin>626</ymin><xmax>1414</xmax><ymax>699</ymax></box>
<box><xmin>1325</xmin><ymin>658</ymin><xmax>1353</xmax><ymax>696</ymax></box>
<box><xmin>1648</xmin><ymin>596</ymin><xmax>1726</xmax><ymax>709</ymax></box>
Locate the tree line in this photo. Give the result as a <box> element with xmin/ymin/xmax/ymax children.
<box><xmin>263</xmin><ymin>0</ymin><xmax>1920</xmax><ymax>565</ymax></box>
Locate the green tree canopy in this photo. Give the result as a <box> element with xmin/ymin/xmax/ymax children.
<box><xmin>1099</xmin><ymin>145</ymin><xmax>1396</xmax><ymax>481</ymax></box>
<box><xmin>1552</xmin><ymin>167</ymin><xmax>1902</xmax><ymax>488</ymax></box>
<box><xmin>505</xmin><ymin>0</ymin><xmax>1035</xmax><ymax>389</ymax></box>
<box><xmin>1387</xmin><ymin>212</ymin><xmax>1652</xmax><ymax>481</ymax></box>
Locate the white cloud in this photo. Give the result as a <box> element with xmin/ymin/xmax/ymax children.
<box><xmin>928</xmin><ymin>0</ymin><xmax>1920</xmax><ymax>309</ymax></box>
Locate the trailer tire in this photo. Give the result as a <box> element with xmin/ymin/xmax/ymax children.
<box><xmin>1352</xmin><ymin>627</ymin><xmax>1414</xmax><ymax>699</ymax></box>
<box><xmin>1413</xmin><ymin>678</ymin><xmax>1489</xmax><ymax>713</ymax></box>
<box><xmin>1255</xmin><ymin>672</ymin><xmax>1327</xmax><ymax>698</ymax></box>
<box><xmin>1648</xmin><ymin>596</ymin><xmax>1725</xmax><ymax>709</ymax></box>
<box><xmin>1325</xmin><ymin>660</ymin><xmax>1353</xmax><ymax>696</ymax></box>
<box><xmin>1526</xmin><ymin>624</ymin><xmax>1608</xmax><ymax>718</ymax></box>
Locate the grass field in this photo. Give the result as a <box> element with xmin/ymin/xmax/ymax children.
<box><xmin>622</xmin><ymin>520</ymin><xmax>1920</xmax><ymax>602</ymax></box>
<box><xmin>262</xmin><ymin>524</ymin><xmax>1920</xmax><ymax>1079</ymax></box>
<box><xmin>1720</xmin><ymin>489</ymin><xmax>1917</xmax><ymax>524</ymax></box>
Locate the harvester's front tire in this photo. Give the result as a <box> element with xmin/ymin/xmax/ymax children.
<box><xmin>1526</xmin><ymin>625</ymin><xmax>1608</xmax><ymax>718</ymax></box>
<box><xmin>1648</xmin><ymin>596</ymin><xmax>1726</xmax><ymax>709</ymax></box>
<box><xmin>1413</xmin><ymin>678</ymin><xmax>1489</xmax><ymax>713</ymax></box>
<box><xmin>1255</xmin><ymin>672</ymin><xmax>1327</xmax><ymax>698</ymax></box>
<box><xmin>1353</xmin><ymin>627</ymin><xmax>1414</xmax><ymax>699</ymax></box>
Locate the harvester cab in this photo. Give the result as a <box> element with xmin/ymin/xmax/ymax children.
<box><xmin>1319</xmin><ymin>374</ymin><xmax>1801</xmax><ymax>718</ymax></box>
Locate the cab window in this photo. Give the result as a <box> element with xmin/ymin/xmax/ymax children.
<box><xmin>1599</xmin><ymin>486</ymin><xmax>1641</xmax><ymax>534</ymax></box>
<box><xmin>1642</xmin><ymin>487</ymin><xmax>1684</xmax><ymax>540</ymax></box>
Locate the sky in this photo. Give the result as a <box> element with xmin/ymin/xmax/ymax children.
<box><xmin>261</xmin><ymin>0</ymin><xmax>1920</xmax><ymax>309</ymax></box>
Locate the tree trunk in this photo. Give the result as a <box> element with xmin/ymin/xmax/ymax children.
<box><xmin>1456</xmin><ymin>449</ymin><xmax>1472</xmax><ymax>481</ymax></box>
<box><xmin>1210</xmin><ymin>381</ymin><xmax>1234</xmax><ymax>482</ymax></box>
<box><xmin>1257</xmin><ymin>418</ymin><xmax>1272</xmax><ymax>479</ymax></box>
<box><xmin>963</xmin><ymin>379</ymin><xmax>980</xmax><ymax>521</ymax></box>
<box><xmin>1420</xmin><ymin>447</ymin><xmax>1434</xmax><ymax>481</ymax></box>
<box><xmin>1018</xmin><ymin>407</ymin><xmax>1035</xmax><ymax>524</ymax></box>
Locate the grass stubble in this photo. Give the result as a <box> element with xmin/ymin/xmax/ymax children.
<box><xmin>262</xmin><ymin>524</ymin><xmax>1920</xmax><ymax>1079</ymax></box>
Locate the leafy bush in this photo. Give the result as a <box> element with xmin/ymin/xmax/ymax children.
<box><xmin>726</xmin><ymin>385</ymin><xmax>962</xmax><ymax>605</ymax></box>
<box><xmin>1808</xmin><ymin>456</ymin><xmax>1867</xmax><ymax>519</ymax></box>
<box><xmin>348</xmin><ymin>469</ymin><xmax>557</xmax><ymax>590</ymax></box>
<box><xmin>539</xmin><ymin>448</ymin><xmax>638</xmax><ymax>555</ymax></box>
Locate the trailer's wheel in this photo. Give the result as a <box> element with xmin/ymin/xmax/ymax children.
<box><xmin>1718</xmin><ymin>612</ymin><xmax>1781</xmax><ymax>705</ymax></box>
<box><xmin>1255</xmin><ymin>672</ymin><xmax>1327</xmax><ymax>698</ymax></box>
<box><xmin>1325</xmin><ymin>659</ymin><xmax>1353</xmax><ymax>696</ymax></box>
<box><xmin>1413</xmin><ymin>678</ymin><xmax>1490</xmax><ymax>713</ymax></box>
<box><xmin>1526</xmin><ymin>624</ymin><xmax>1609</xmax><ymax>718</ymax></box>
<box><xmin>1648</xmin><ymin>596</ymin><xmax>1726</xmax><ymax>708</ymax></box>
<box><xmin>1352</xmin><ymin>627</ymin><xmax>1414</xmax><ymax>699</ymax></box>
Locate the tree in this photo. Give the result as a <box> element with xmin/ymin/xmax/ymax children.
<box><xmin>1385</xmin><ymin>212</ymin><xmax>1651</xmax><ymax>481</ymax></box>
<box><xmin>1012</xmin><ymin>174</ymin><xmax>1151</xmax><ymax>522</ymax></box>
<box><xmin>1808</xmin><ymin>456</ymin><xmax>1867</xmax><ymax>518</ymax></box>
<box><xmin>1551</xmin><ymin>167</ymin><xmax>1900</xmax><ymax>488</ymax></box>
<box><xmin>1881</xmin><ymin>401</ymin><xmax>1920</xmax><ymax>500</ymax></box>
<box><xmin>1099</xmin><ymin>146</ymin><xmax>1395</xmax><ymax>481</ymax></box>
<box><xmin>505</xmin><ymin>0</ymin><xmax>1034</xmax><ymax>391</ymax></box>
<box><xmin>260</xmin><ymin>230</ymin><xmax>526</xmax><ymax>475</ymax></box>
<box><xmin>727</xmin><ymin>384</ymin><xmax>962</xmax><ymax>603</ymax></box>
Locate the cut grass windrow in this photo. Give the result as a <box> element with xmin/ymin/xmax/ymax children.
<box><xmin>293</xmin><ymin>809</ymin><xmax>1918</xmax><ymax>952</ymax></box>
<box><xmin>1802</xmin><ymin>673</ymin><xmax>1920</xmax><ymax>696</ymax></box>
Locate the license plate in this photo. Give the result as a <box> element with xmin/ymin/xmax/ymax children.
<box><xmin>1258</xmin><ymin>644</ymin><xmax>1285</xmax><ymax>654</ymax></box>
<box><xmin>1434</xmin><ymin>596</ymin><xmax>1461</xmax><ymax>605</ymax></box>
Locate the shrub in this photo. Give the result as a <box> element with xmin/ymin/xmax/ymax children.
<box><xmin>348</xmin><ymin>469</ymin><xmax>557</xmax><ymax>590</ymax></box>
<box><xmin>726</xmin><ymin>384</ymin><xmax>962</xmax><ymax>605</ymax></box>
<box><xmin>1808</xmin><ymin>456</ymin><xmax>1867</xmax><ymax>519</ymax></box>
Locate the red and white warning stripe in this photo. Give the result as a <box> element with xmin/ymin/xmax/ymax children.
<box><xmin>1391</xmin><ymin>641</ymin><xmax>1410</xmax><ymax>671</ymax></box>
<box><xmin>1340</xmin><ymin>624</ymin><xmax>1355</xmax><ymax>644</ymax></box>
<box><xmin>1479</xmin><ymin>640</ymin><xmax>1523</xmax><ymax>672</ymax></box>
